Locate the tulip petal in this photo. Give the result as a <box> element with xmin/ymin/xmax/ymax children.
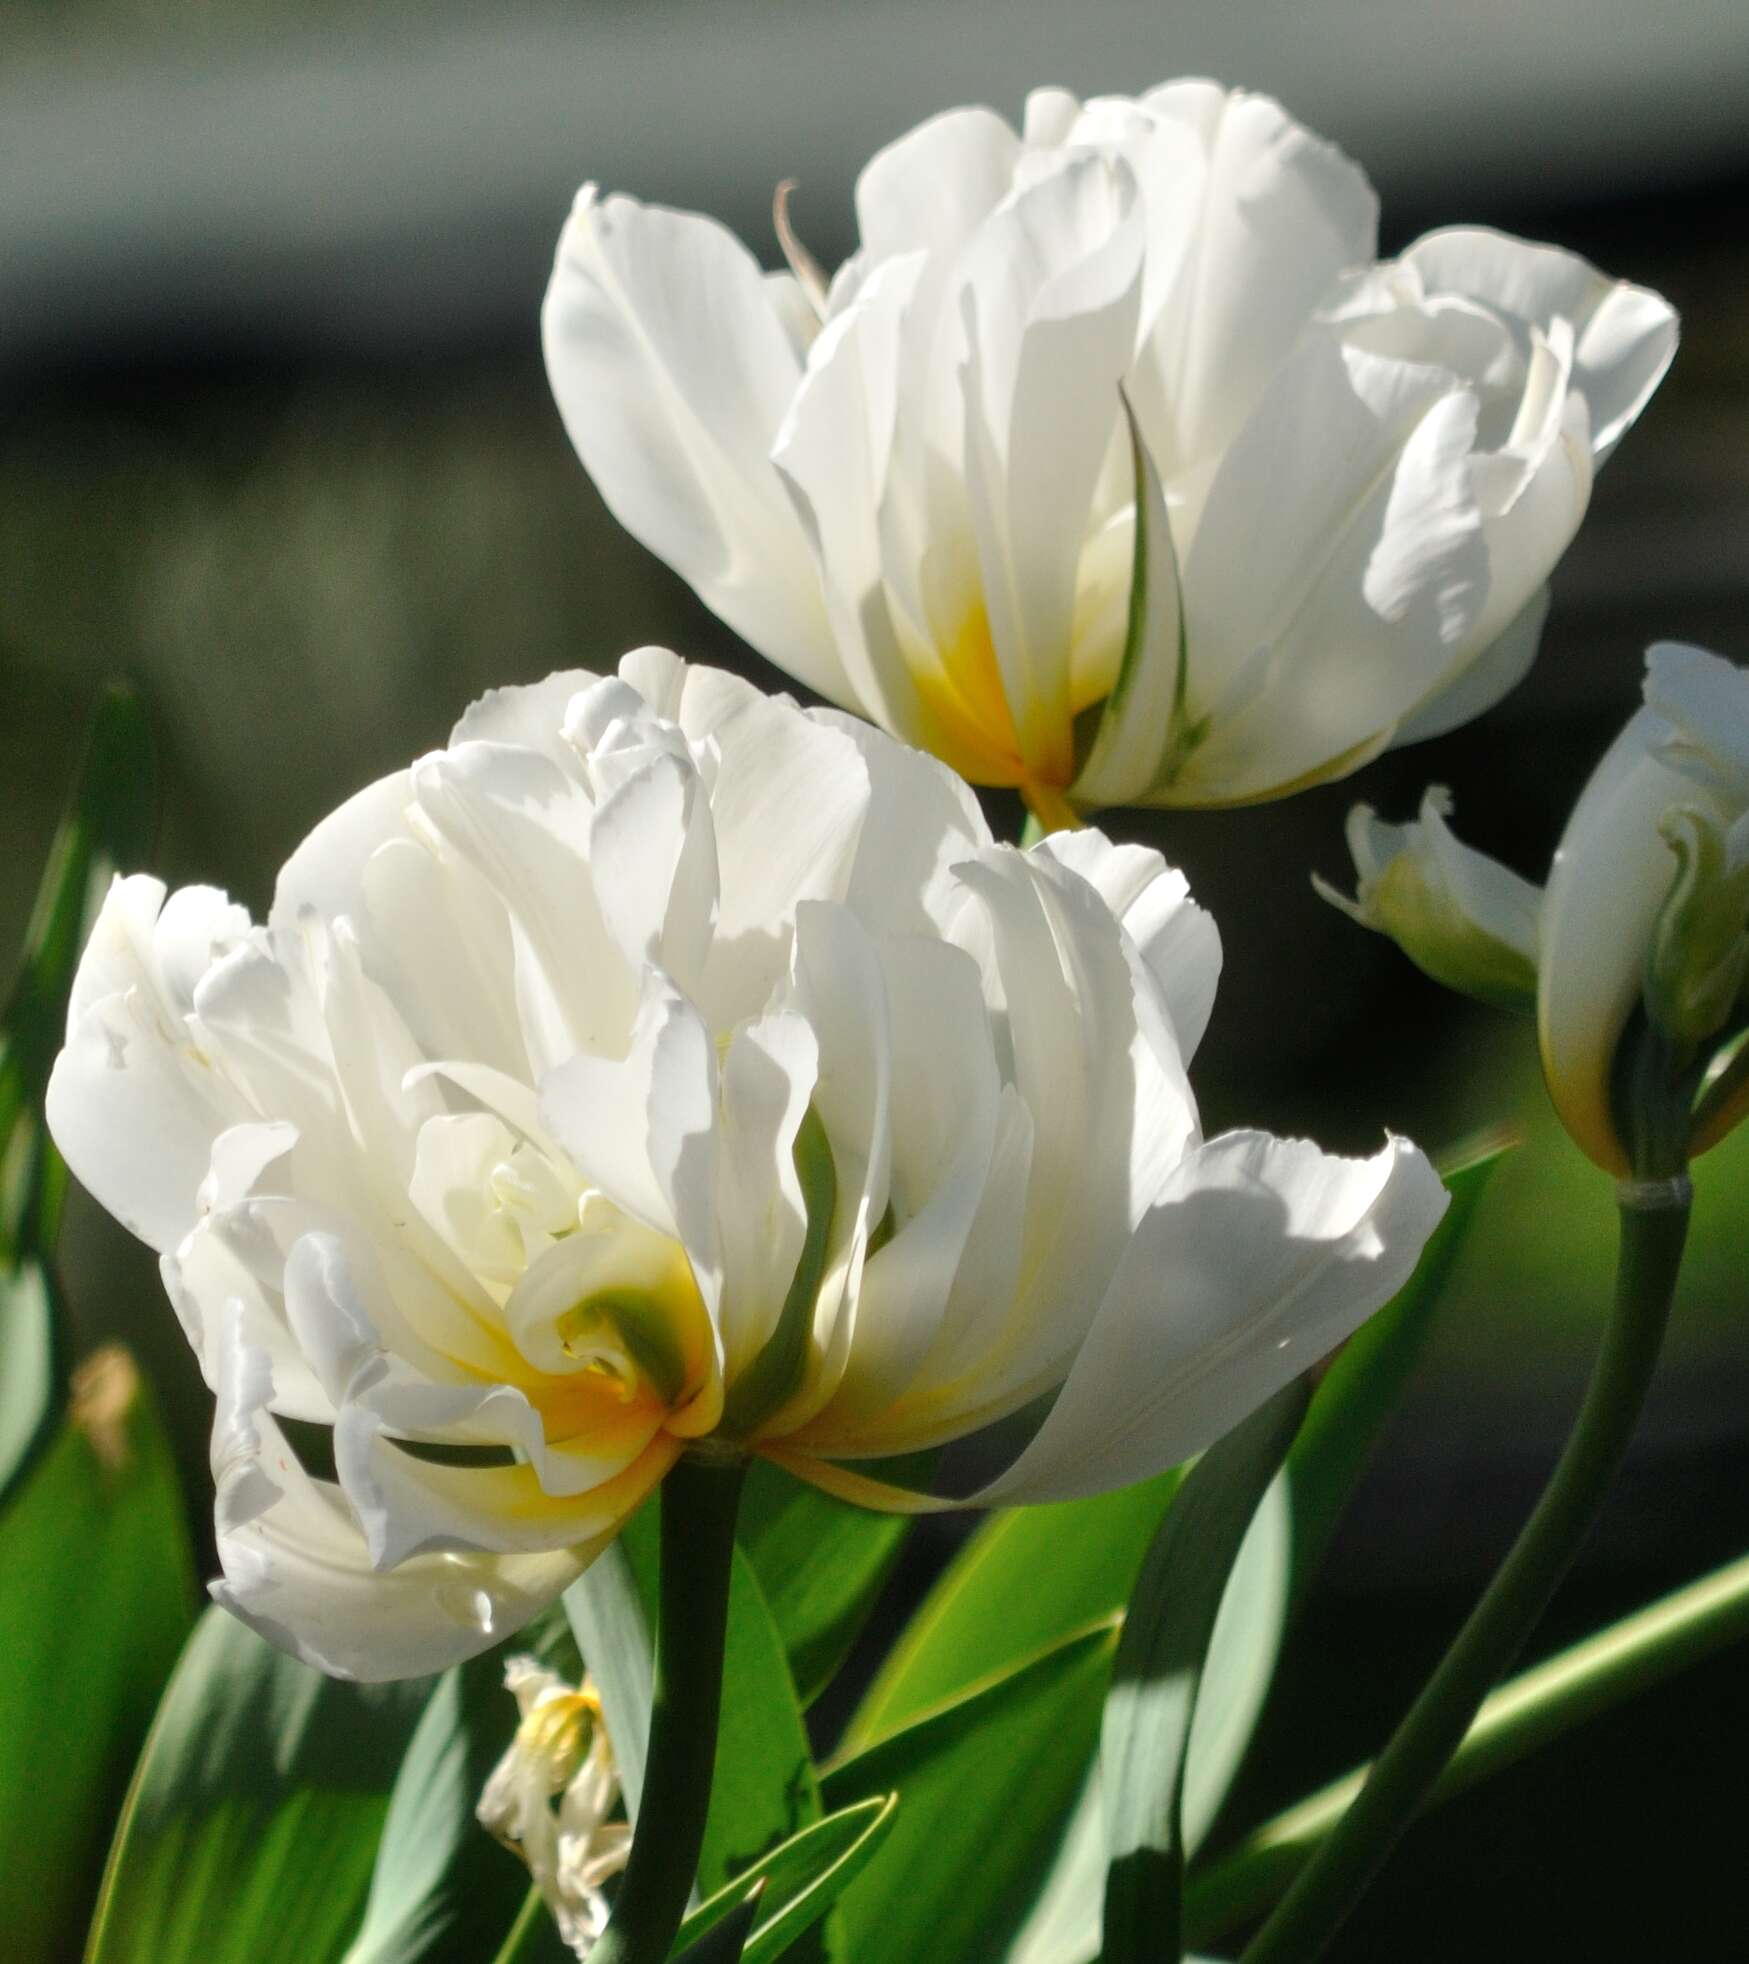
<box><xmin>715</xmin><ymin>1011</ymin><xmax>819</xmax><ymax>1381</ymax></box>
<box><xmin>1035</xmin><ymin>830</ymin><xmax>1222</xmax><ymax>1063</ymax></box>
<box><xmin>1539</xmin><ymin>708</ymin><xmax>1699</xmax><ymax>1173</ymax></box>
<box><xmin>811</xmin><ymin>707</ymin><xmax>991</xmax><ymax>940</ymax></box>
<box><xmin>542</xmin><ymin>188</ymin><xmax>839</xmax><ymax>699</ymax></box>
<box><xmin>410</xmin><ymin>740</ymin><xmax>637</xmax><ymax>1074</ymax></box>
<box><xmin>540</xmin><ymin>970</ymin><xmax>720</xmax><ymax>1300</ymax></box>
<box><xmin>811</xmin><ymin>935</ymin><xmax>1001</xmax><ymax>1432</ymax></box>
<box><xmin>1171</xmin><ymin>333</ymin><xmax>1487</xmax><ymax>804</ymax></box>
<box><xmin>1392</xmin><ymin>584</ymin><xmax>1551</xmax><ymax>749</ymax></box>
<box><xmin>271</xmin><ymin>771</ymin><xmax>417</xmax><ymax>932</ymax></box>
<box><xmin>1405</xmin><ymin>227</ymin><xmax>1678</xmax><ymax>463</ymax></box>
<box><xmin>960</xmin><ymin>154</ymin><xmax>1146</xmax><ymax>786</ymax></box>
<box><xmin>693</xmin><ymin>688</ymin><xmax>872</xmax><ymax>1027</ymax></box>
<box><xmin>46</xmin><ymin>876</ymin><xmax>254</xmax><ymax>1253</ymax></box>
<box><xmin>773</xmin><ymin>254</ymin><xmax>935</xmax><ymax>747</ymax></box>
<box><xmin>208</xmin><ymin>1315</ymin><xmax>598</xmax><ymax>1680</ymax></box>
<box><xmin>967</xmin><ymin>1132</ymin><xmax>1445</xmax><ymax>1504</ymax></box>
<box><xmin>1130</xmin><ymin>82</ymin><xmax>1379</xmax><ymax>474</ymax></box>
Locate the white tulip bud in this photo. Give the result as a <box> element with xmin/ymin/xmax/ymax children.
<box><xmin>1315</xmin><ymin>787</ymin><xmax>1541</xmax><ymax>1012</ymax></box>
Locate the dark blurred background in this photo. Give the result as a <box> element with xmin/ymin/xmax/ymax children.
<box><xmin>5</xmin><ymin>2</ymin><xmax>1749</xmax><ymax>1955</ymax></box>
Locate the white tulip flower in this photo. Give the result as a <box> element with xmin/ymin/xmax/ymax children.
<box><xmin>478</xmin><ymin>1657</ymin><xmax>631</xmax><ymax>1957</ymax></box>
<box><xmin>49</xmin><ymin>652</ymin><xmax>1443</xmax><ymax>1679</ymax></box>
<box><xmin>1324</xmin><ymin>643</ymin><xmax>1749</xmax><ymax>1178</ymax></box>
<box><xmin>543</xmin><ymin>82</ymin><xmax>1675</xmax><ymax>823</ymax></box>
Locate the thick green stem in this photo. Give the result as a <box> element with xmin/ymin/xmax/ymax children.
<box><xmin>1238</xmin><ymin>1185</ymin><xmax>1689</xmax><ymax>1964</ymax></box>
<box><xmin>1188</xmin><ymin>1542</ymin><xmax>1749</xmax><ymax>1943</ymax></box>
<box><xmin>587</xmin><ymin>1451</ymin><xmax>747</xmax><ymax>1964</ymax></box>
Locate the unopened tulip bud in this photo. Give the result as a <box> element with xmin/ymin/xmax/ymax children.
<box><xmin>1315</xmin><ymin>787</ymin><xmax>1541</xmax><ymax>1012</ymax></box>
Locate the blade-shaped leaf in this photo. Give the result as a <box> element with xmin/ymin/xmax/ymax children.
<box><xmin>735</xmin><ymin>1458</ymin><xmax>907</xmax><ymax>1708</ymax></box>
<box><xmin>673</xmin><ymin>1886</ymin><xmax>764</xmax><ymax>1964</ymax></box>
<box><xmin>0</xmin><ymin>1347</ymin><xmax>193</xmax><ymax>1964</ymax></box>
<box><xmin>999</xmin><ymin>1477</ymin><xmax>1292</xmax><ymax>1964</ymax></box>
<box><xmin>846</xmin><ymin>1470</ymin><xmax>1181</xmax><ymax>1752</ymax></box>
<box><xmin>0</xmin><ymin>1255</ymin><xmax>58</xmax><ymax>1499</ymax></box>
<box><xmin>341</xmin><ymin>1651</ymin><xmax>533</xmax><ymax>1964</ymax></box>
<box><xmin>1073</xmin><ymin>393</ymin><xmax>1186</xmax><ymax>808</ymax></box>
<box><xmin>823</xmin><ymin>1620</ymin><xmax>1120</xmax><ymax>1964</ymax></box>
<box><xmin>672</xmin><ymin>1796</ymin><xmax>898</xmax><ymax>1964</ymax></box>
<box><xmin>87</xmin><ymin>1606</ymin><xmax>434</xmax><ymax>1964</ymax></box>
<box><xmin>563</xmin><ymin>1528</ymin><xmax>656</xmax><ymax>1819</ymax></box>
<box><xmin>1286</xmin><ymin>1134</ymin><xmax>1511</xmax><ymax>1611</ymax></box>
<box><xmin>1100</xmin><ymin>1381</ymin><xmax>1310</xmax><ymax>1964</ymax></box>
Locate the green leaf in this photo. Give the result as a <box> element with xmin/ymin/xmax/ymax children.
<box><xmin>846</xmin><ymin>1470</ymin><xmax>1182</xmax><ymax>1751</ymax></box>
<box><xmin>671</xmin><ymin>1797</ymin><xmax>898</xmax><ymax>1964</ymax></box>
<box><xmin>823</xmin><ymin>1620</ymin><xmax>1121</xmax><ymax>1964</ymax></box>
<box><xmin>672</xmin><ymin>1886</ymin><xmax>764</xmax><ymax>1964</ymax></box>
<box><xmin>1286</xmin><ymin>1133</ymin><xmax>1512</xmax><ymax>1610</ymax></box>
<box><xmin>1101</xmin><ymin>1381</ymin><xmax>1310</xmax><ymax>1964</ymax></box>
<box><xmin>701</xmin><ymin>1545</ymin><xmax>821</xmax><ymax>1894</ymax></box>
<box><xmin>0</xmin><ymin>1255</ymin><xmax>58</xmax><ymax>1499</ymax></box>
<box><xmin>1</xmin><ymin>683</ymin><xmax>155</xmax><ymax>1263</ymax></box>
<box><xmin>87</xmin><ymin>1606</ymin><xmax>435</xmax><ymax>1964</ymax></box>
<box><xmin>341</xmin><ymin>1651</ymin><xmax>532</xmax><ymax>1964</ymax></box>
<box><xmin>735</xmin><ymin>1458</ymin><xmax>907</xmax><ymax>1708</ymax></box>
<box><xmin>0</xmin><ymin>1348</ymin><xmax>193</xmax><ymax>1964</ymax></box>
<box><xmin>563</xmin><ymin>1525</ymin><xmax>657</xmax><ymax>1815</ymax></box>
<box><xmin>998</xmin><ymin>1476</ymin><xmax>1293</xmax><ymax>1964</ymax></box>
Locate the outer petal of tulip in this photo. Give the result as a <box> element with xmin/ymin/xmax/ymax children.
<box><xmin>45</xmin><ymin>877</ymin><xmax>254</xmax><ymax>1252</ymax></box>
<box><xmin>542</xmin><ymin>188</ymin><xmax>840</xmax><ymax>701</ymax></box>
<box><xmin>1537</xmin><ymin>708</ymin><xmax>1698</xmax><ymax>1174</ymax></box>
<box><xmin>1166</xmin><ymin>332</ymin><xmax>1489</xmax><ymax>804</ymax></box>
<box><xmin>967</xmin><ymin>1131</ymin><xmax>1445</xmax><ymax>1503</ymax></box>
<box><xmin>208</xmin><ymin>1312</ymin><xmax>614</xmax><ymax>1681</ymax></box>
<box><xmin>1402</xmin><ymin>228</ymin><xmax>1679</xmax><ymax>464</ymax></box>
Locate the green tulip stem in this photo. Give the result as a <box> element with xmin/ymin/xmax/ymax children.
<box><xmin>1189</xmin><ymin>1536</ymin><xmax>1749</xmax><ymax>1943</ymax></box>
<box><xmin>587</xmin><ymin>1450</ymin><xmax>748</xmax><ymax>1964</ymax></box>
<box><xmin>1238</xmin><ymin>1181</ymin><xmax>1690</xmax><ymax>1964</ymax></box>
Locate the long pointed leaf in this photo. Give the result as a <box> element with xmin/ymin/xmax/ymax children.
<box><xmin>86</xmin><ymin>1607</ymin><xmax>432</xmax><ymax>1964</ymax></box>
<box><xmin>0</xmin><ymin>1347</ymin><xmax>193</xmax><ymax>1964</ymax></box>
<box><xmin>671</xmin><ymin>1796</ymin><xmax>898</xmax><ymax>1964</ymax></box>
<box><xmin>341</xmin><ymin>1652</ymin><xmax>533</xmax><ymax>1964</ymax></box>
<box><xmin>736</xmin><ymin>1458</ymin><xmax>907</xmax><ymax>1709</ymax></box>
<box><xmin>1101</xmin><ymin>1381</ymin><xmax>1310</xmax><ymax>1964</ymax></box>
<box><xmin>846</xmin><ymin>1470</ymin><xmax>1181</xmax><ymax>1752</ymax></box>
<box><xmin>824</xmin><ymin>1621</ymin><xmax>1120</xmax><ymax>1964</ymax></box>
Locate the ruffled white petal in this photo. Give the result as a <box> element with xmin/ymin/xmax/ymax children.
<box><xmin>970</xmin><ymin>1132</ymin><xmax>1445</xmax><ymax>1503</ymax></box>
<box><xmin>47</xmin><ymin>876</ymin><xmax>254</xmax><ymax>1253</ymax></box>
<box><xmin>1170</xmin><ymin>332</ymin><xmax>1488</xmax><ymax>804</ymax></box>
<box><xmin>1403</xmin><ymin>227</ymin><xmax>1678</xmax><ymax>463</ymax></box>
<box><xmin>542</xmin><ymin>188</ymin><xmax>839</xmax><ymax>697</ymax></box>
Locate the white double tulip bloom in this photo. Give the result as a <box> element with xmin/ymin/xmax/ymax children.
<box><xmin>544</xmin><ymin>81</ymin><xmax>1676</xmax><ymax>822</ymax></box>
<box><xmin>49</xmin><ymin>653</ymin><xmax>1442</xmax><ymax>1679</ymax></box>
<box><xmin>1323</xmin><ymin>643</ymin><xmax>1749</xmax><ymax>1177</ymax></box>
